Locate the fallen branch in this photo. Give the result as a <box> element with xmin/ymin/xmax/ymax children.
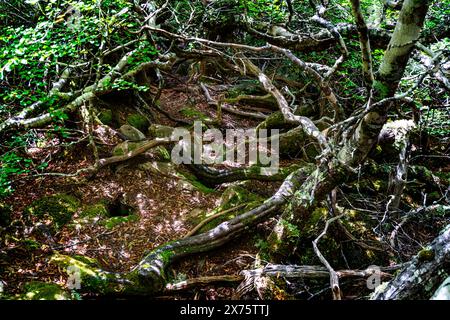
<box><xmin>165</xmin><ymin>275</ymin><xmax>243</xmax><ymax>292</ymax></box>
<box><xmin>312</xmin><ymin>213</ymin><xmax>346</xmax><ymax>300</ymax></box>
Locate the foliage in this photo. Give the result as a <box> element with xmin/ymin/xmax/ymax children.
<box><xmin>0</xmin><ymin>0</ymin><xmax>158</xmax><ymax>197</ymax></box>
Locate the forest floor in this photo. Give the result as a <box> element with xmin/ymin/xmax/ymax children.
<box><xmin>1</xmin><ymin>77</ymin><xmax>449</xmax><ymax>300</ymax></box>
<box><xmin>1</xmin><ymin>83</ymin><xmax>281</xmax><ymax>299</ymax></box>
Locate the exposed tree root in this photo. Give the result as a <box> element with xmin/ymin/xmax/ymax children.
<box><xmin>372</xmin><ymin>224</ymin><xmax>450</xmax><ymax>300</ymax></box>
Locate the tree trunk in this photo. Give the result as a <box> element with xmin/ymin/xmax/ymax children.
<box><xmin>268</xmin><ymin>0</ymin><xmax>430</xmax><ymax>257</ymax></box>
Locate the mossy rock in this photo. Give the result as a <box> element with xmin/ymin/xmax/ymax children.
<box><xmin>25</xmin><ymin>194</ymin><xmax>80</xmax><ymax>231</ymax></box>
<box><xmin>148</xmin><ymin>124</ymin><xmax>174</xmax><ymax>139</ymax></box>
<box><xmin>50</xmin><ymin>253</ymin><xmax>124</xmax><ymax>294</ymax></box>
<box><xmin>98</xmin><ymin>109</ymin><xmax>113</xmax><ymax>126</ymax></box>
<box><xmin>0</xmin><ymin>202</ymin><xmax>12</xmax><ymax>227</ymax></box>
<box><xmin>119</xmin><ymin>124</ymin><xmax>146</xmax><ymax>141</ymax></box>
<box><xmin>126</xmin><ymin>114</ymin><xmax>149</xmax><ymax>132</ymax></box>
<box><xmin>102</xmin><ymin>214</ymin><xmax>139</xmax><ymax>229</ymax></box>
<box><xmin>80</xmin><ymin>202</ymin><xmax>109</xmax><ymax>219</ymax></box>
<box><xmin>19</xmin><ymin>281</ymin><xmax>71</xmax><ymax>300</ymax></box>
<box><xmin>112</xmin><ymin>140</ymin><xmax>148</xmax><ymax>156</ymax></box>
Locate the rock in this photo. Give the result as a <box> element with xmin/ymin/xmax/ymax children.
<box><xmin>19</xmin><ymin>282</ymin><xmax>71</xmax><ymax>300</ymax></box>
<box><xmin>148</xmin><ymin>124</ymin><xmax>174</xmax><ymax>139</ymax></box>
<box><xmin>25</xmin><ymin>194</ymin><xmax>80</xmax><ymax>232</ymax></box>
<box><xmin>112</xmin><ymin>140</ymin><xmax>148</xmax><ymax>156</ymax></box>
<box><xmin>79</xmin><ymin>202</ymin><xmax>109</xmax><ymax>219</ymax></box>
<box><xmin>138</xmin><ymin>161</ymin><xmax>177</xmax><ymax>176</ymax></box>
<box><xmin>119</xmin><ymin>124</ymin><xmax>146</xmax><ymax>141</ymax></box>
<box><xmin>98</xmin><ymin>109</ymin><xmax>113</xmax><ymax>126</ymax></box>
<box><xmin>126</xmin><ymin>113</ymin><xmax>149</xmax><ymax>132</ymax></box>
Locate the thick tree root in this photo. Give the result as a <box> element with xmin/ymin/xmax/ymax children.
<box><xmin>371</xmin><ymin>224</ymin><xmax>450</xmax><ymax>300</ymax></box>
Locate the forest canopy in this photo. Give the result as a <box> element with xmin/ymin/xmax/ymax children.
<box><xmin>0</xmin><ymin>0</ymin><xmax>449</xmax><ymax>301</ymax></box>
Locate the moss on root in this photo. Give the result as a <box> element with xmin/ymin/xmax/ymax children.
<box><xmin>98</xmin><ymin>109</ymin><xmax>114</xmax><ymax>126</ymax></box>
<box><xmin>187</xmin><ymin>185</ymin><xmax>263</xmax><ymax>233</ymax></box>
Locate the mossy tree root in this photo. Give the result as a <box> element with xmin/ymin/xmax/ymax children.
<box><xmin>133</xmin><ymin>168</ymin><xmax>309</xmax><ymax>293</ymax></box>
<box><xmin>187</xmin><ymin>163</ymin><xmax>308</xmax><ymax>186</ymax></box>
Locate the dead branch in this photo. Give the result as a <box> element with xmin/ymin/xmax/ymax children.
<box><xmin>312</xmin><ymin>213</ymin><xmax>346</xmax><ymax>300</ymax></box>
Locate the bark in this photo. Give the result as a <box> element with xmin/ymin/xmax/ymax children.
<box><xmin>377</xmin><ymin>0</ymin><xmax>430</xmax><ymax>96</ymax></box>
<box><xmin>269</xmin><ymin>0</ymin><xmax>430</xmax><ymax>258</ymax></box>
<box><xmin>372</xmin><ymin>224</ymin><xmax>450</xmax><ymax>300</ymax></box>
<box><xmin>350</xmin><ymin>0</ymin><xmax>375</xmax><ymax>88</ymax></box>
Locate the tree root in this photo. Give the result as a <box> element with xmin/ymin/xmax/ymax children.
<box><xmin>372</xmin><ymin>224</ymin><xmax>450</xmax><ymax>300</ymax></box>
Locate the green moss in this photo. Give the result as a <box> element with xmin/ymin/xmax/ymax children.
<box><xmin>302</xmin><ymin>207</ymin><xmax>327</xmax><ymax>236</ymax></box>
<box><xmin>80</xmin><ymin>202</ymin><xmax>109</xmax><ymax>219</ymax></box>
<box><xmin>21</xmin><ymin>239</ymin><xmax>41</xmax><ymax>251</ymax></box>
<box><xmin>126</xmin><ymin>113</ymin><xmax>149</xmax><ymax>132</ymax></box>
<box><xmin>25</xmin><ymin>194</ymin><xmax>80</xmax><ymax>231</ymax></box>
<box><xmin>428</xmin><ymin>191</ymin><xmax>440</xmax><ymax>202</ymax></box>
<box><xmin>256</xmin><ymin>111</ymin><xmax>286</xmax><ymax>131</ymax></box>
<box><xmin>418</xmin><ymin>248</ymin><xmax>435</xmax><ymax>262</ymax></box>
<box><xmin>219</xmin><ymin>185</ymin><xmax>263</xmax><ymax>209</ymax></box>
<box><xmin>19</xmin><ymin>282</ymin><xmax>71</xmax><ymax>300</ymax></box>
<box><xmin>192</xmin><ymin>185</ymin><xmax>263</xmax><ymax>233</ymax></box>
<box><xmin>155</xmin><ymin>146</ymin><xmax>171</xmax><ymax>161</ymax></box>
<box><xmin>98</xmin><ymin>109</ymin><xmax>113</xmax><ymax>126</ymax></box>
<box><xmin>112</xmin><ymin>141</ymin><xmax>148</xmax><ymax>156</ymax></box>
<box><xmin>102</xmin><ymin>214</ymin><xmax>139</xmax><ymax>229</ymax></box>
<box><xmin>373</xmin><ymin>80</ymin><xmax>390</xmax><ymax>99</ymax></box>
<box><xmin>180</xmin><ymin>107</ymin><xmax>209</xmax><ymax>120</ymax></box>
<box><xmin>50</xmin><ymin>253</ymin><xmax>119</xmax><ymax>294</ymax></box>
<box><xmin>177</xmin><ymin>171</ymin><xmax>216</xmax><ymax>194</ymax></box>
<box><xmin>72</xmin><ymin>255</ymin><xmax>100</xmax><ymax>268</ymax></box>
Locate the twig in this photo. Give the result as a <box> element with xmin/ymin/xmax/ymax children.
<box><xmin>312</xmin><ymin>213</ymin><xmax>346</xmax><ymax>300</ymax></box>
